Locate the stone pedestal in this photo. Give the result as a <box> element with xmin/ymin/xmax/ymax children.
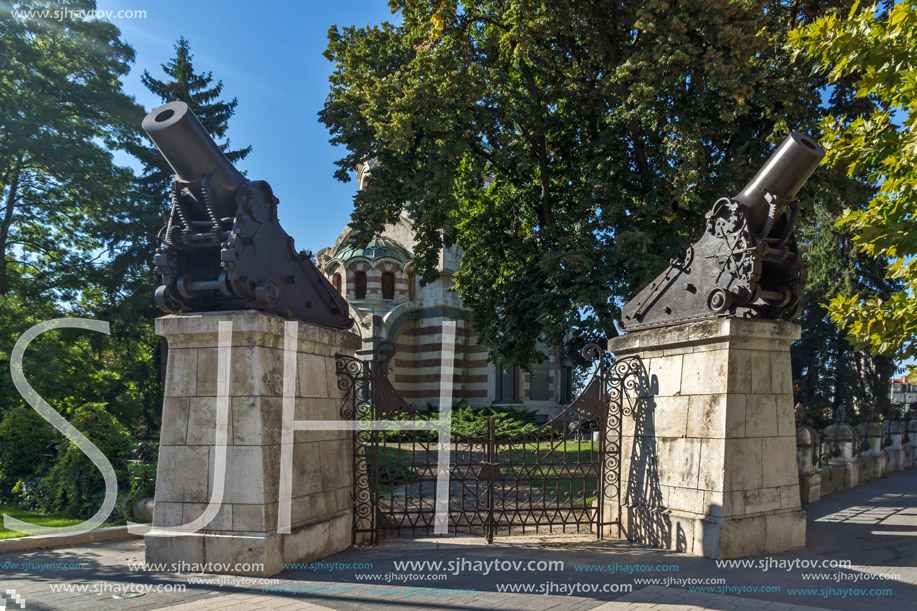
<box><xmin>905</xmin><ymin>420</ymin><xmax>917</xmax><ymax>467</ymax></box>
<box><xmin>796</xmin><ymin>426</ymin><xmax>821</xmax><ymax>504</ymax></box>
<box><xmin>820</xmin><ymin>424</ymin><xmax>860</xmax><ymax>489</ymax></box>
<box><xmin>146</xmin><ymin>311</ymin><xmax>360</xmax><ymax>576</ymax></box>
<box><xmin>606</xmin><ymin>318</ymin><xmax>805</xmax><ymax>559</ymax></box>
<box><xmin>855</xmin><ymin>422</ymin><xmax>886</xmax><ymax>479</ymax></box>
<box><xmin>884</xmin><ymin>422</ymin><xmax>904</xmax><ymax>473</ymax></box>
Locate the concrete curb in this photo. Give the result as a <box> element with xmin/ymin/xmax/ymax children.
<box><xmin>0</xmin><ymin>524</ymin><xmax>151</xmax><ymax>554</ymax></box>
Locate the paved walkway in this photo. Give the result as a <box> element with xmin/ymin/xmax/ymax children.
<box><xmin>2</xmin><ymin>469</ymin><xmax>916</xmax><ymax>611</ymax></box>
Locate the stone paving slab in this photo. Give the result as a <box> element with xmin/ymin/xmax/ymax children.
<box><xmin>2</xmin><ymin>469</ymin><xmax>917</xmax><ymax>610</ymax></box>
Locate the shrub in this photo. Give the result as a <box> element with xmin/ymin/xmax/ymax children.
<box><xmin>451</xmin><ymin>405</ymin><xmax>540</xmax><ymax>439</ymax></box>
<box><xmin>359</xmin><ymin>403</ymin><xmax>541</xmax><ymax>442</ymax></box>
<box><xmin>35</xmin><ymin>403</ymin><xmax>133</xmax><ymax>519</ymax></box>
<box><xmin>0</xmin><ymin>406</ymin><xmax>55</xmax><ymax>501</ymax></box>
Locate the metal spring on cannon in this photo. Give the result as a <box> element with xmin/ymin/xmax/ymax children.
<box><xmin>170</xmin><ymin>185</ymin><xmax>191</xmax><ymax>234</ymax></box>
<box><xmin>200</xmin><ymin>182</ymin><xmax>222</xmax><ymax>234</ymax></box>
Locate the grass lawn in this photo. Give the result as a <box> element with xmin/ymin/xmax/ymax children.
<box><xmin>498</xmin><ymin>441</ymin><xmax>600</xmax><ymax>506</ymax></box>
<box><xmin>0</xmin><ymin>507</ymin><xmax>122</xmax><ymax>540</ymax></box>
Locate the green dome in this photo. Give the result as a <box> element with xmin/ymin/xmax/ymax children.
<box><xmin>334</xmin><ymin>234</ymin><xmax>412</xmax><ymax>263</ymax></box>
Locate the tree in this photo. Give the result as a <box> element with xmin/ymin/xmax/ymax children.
<box><xmin>790</xmin><ymin>2</ymin><xmax>917</xmax><ymax>376</ymax></box>
<box><xmin>320</xmin><ymin>0</ymin><xmax>853</xmax><ymax>367</ymax></box>
<box><xmin>792</xmin><ymin>203</ymin><xmax>898</xmax><ymax>423</ymax></box>
<box><xmin>103</xmin><ymin>36</ymin><xmax>252</xmax><ymax>330</ymax></box>
<box><xmin>0</xmin><ymin>0</ymin><xmax>140</xmax><ymax>297</ymax></box>
<box><xmin>0</xmin><ymin>1</ymin><xmax>162</xmax><ymax>433</ymax></box>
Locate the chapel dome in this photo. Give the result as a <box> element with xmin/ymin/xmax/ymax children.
<box><xmin>334</xmin><ymin>234</ymin><xmax>412</xmax><ymax>264</ymax></box>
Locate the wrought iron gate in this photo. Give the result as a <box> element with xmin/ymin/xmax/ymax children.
<box><xmin>335</xmin><ymin>342</ymin><xmax>641</xmax><ymax>544</ymax></box>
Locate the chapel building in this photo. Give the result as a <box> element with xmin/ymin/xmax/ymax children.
<box><xmin>315</xmin><ymin>167</ymin><xmax>574</xmax><ymax>420</ymax></box>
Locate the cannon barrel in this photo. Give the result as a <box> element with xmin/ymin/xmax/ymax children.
<box><xmin>734</xmin><ymin>131</ymin><xmax>824</xmax><ymax>233</ymax></box>
<box><xmin>141</xmin><ymin>101</ymin><xmax>246</xmax><ymax>218</ymax></box>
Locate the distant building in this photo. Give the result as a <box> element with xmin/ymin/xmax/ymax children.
<box><xmin>315</xmin><ymin>167</ymin><xmax>573</xmax><ymax>419</ymax></box>
<box><xmin>890</xmin><ymin>376</ymin><xmax>917</xmax><ymax>408</ymax></box>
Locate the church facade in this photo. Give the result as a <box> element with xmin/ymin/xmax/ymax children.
<box><xmin>316</xmin><ymin>173</ymin><xmax>574</xmax><ymax>420</ymax></box>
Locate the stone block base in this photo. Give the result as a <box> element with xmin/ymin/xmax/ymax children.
<box><xmin>875</xmin><ymin>454</ymin><xmax>888</xmax><ymax>478</ymax></box>
<box><xmin>886</xmin><ymin>449</ymin><xmax>904</xmax><ymax>474</ymax></box>
<box><xmin>619</xmin><ymin>507</ymin><xmax>805</xmax><ymax>559</ymax></box>
<box><xmin>799</xmin><ymin>473</ymin><xmax>821</xmax><ymax>504</ymax></box>
<box><xmin>844</xmin><ymin>456</ymin><xmax>864</xmax><ymax>490</ymax></box>
<box><xmin>607</xmin><ymin>318</ymin><xmax>806</xmax><ymax>560</ymax></box>
<box><xmin>820</xmin><ymin>465</ymin><xmax>845</xmax><ymax>496</ymax></box>
<box><xmin>144</xmin><ymin>513</ymin><xmax>350</xmax><ymax>577</ymax></box>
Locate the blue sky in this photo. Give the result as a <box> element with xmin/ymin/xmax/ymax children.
<box><xmin>98</xmin><ymin>0</ymin><xmax>398</xmax><ymax>252</ymax></box>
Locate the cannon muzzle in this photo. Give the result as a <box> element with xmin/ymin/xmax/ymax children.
<box><xmin>734</xmin><ymin>131</ymin><xmax>825</xmax><ymax>234</ymax></box>
<box><xmin>142</xmin><ymin>101</ymin><xmax>246</xmax><ymax>218</ymax></box>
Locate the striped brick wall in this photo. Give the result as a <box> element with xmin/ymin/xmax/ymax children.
<box><xmin>391</xmin><ymin>319</ymin><xmax>492</xmax><ymax>408</ymax></box>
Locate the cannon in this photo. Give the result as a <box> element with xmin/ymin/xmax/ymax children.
<box><xmin>620</xmin><ymin>131</ymin><xmax>824</xmax><ymax>331</ymax></box>
<box><xmin>142</xmin><ymin>101</ymin><xmax>352</xmax><ymax>328</ymax></box>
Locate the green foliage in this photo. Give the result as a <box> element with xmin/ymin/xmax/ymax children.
<box><xmin>450</xmin><ymin>405</ymin><xmax>540</xmax><ymax>439</ymax></box>
<box><xmin>792</xmin><ymin>205</ymin><xmax>898</xmax><ymax>419</ymax></box>
<box><xmin>0</xmin><ymin>1</ymin><xmax>159</xmax><ymax>432</ymax></box>
<box><xmin>0</xmin><ymin>406</ymin><xmax>55</xmax><ymax>499</ymax></box>
<box><xmin>0</xmin><ymin>0</ymin><xmax>141</xmax><ymax>297</ymax></box>
<box><xmin>790</xmin><ymin>2</ymin><xmax>917</xmax><ymax>375</ymax></box>
<box><xmin>125</xmin><ymin>440</ymin><xmax>158</xmax><ymax>502</ymax></box>
<box><xmin>135</xmin><ymin>36</ymin><xmax>251</xmax><ymax>201</ymax></box>
<box><xmin>361</xmin><ymin>403</ymin><xmax>541</xmax><ymax>441</ymax></box>
<box><xmin>0</xmin><ymin>17</ymin><xmax>252</xmax><ymax>435</ymax></box>
<box><xmin>34</xmin><ymin>403</ymin><xmax>132</xmax><ymax>519</ymax></box>
<box><xmin>320</xmin><ymin>0</ymin><xmax>849</xmax><ymax>366</ymax></box>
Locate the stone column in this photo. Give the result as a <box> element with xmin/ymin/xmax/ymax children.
<box><xmin>796</xmin><ymin>425</ymin><xmax>821</xmax><ymax>504</ymax></box>
<box><xmin>606</xmin><ymin>318</ymin><xmax>805</xmax><ymax>559</ymax></box>
<box><xmin>905</xmin><ymin>418</ymin><xmax>917</xmax><ymax>467</ymax></box>
<box><xmin>883</xmin><ymin>421</ymin><xmax>905</xmax><ymax>473</ymax></box>
<box><xmin>855</xmin><ymin>421</ymin><xmax>886</xmax><ymax>479</ymax></box>
<box><xmin>145</xmin><ymin>311</ymin><xmax>360</xmax><ymax>576</ymax></box>
<box><xmin>818</xmin><ymin>424</ymin><xmax>858</xmax><ymax>493</ymax></box>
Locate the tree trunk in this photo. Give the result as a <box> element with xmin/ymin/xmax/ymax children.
<box><xmin>0</xmin><ymin>160</ymin><xmax>22</xmax><ymax>296</ymax></box>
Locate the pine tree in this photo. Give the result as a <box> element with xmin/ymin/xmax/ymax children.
<box><xmin>137</xmin><ymin>36</ymin><xmax>251</xmax><ymax>201</ymax></box>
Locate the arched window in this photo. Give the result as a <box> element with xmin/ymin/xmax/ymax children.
<box><xmin>381</xmin><ymin>272</ymin><xmax>395</xmax><ymax>299</ymax></box>
<box><xmin>332</xmin><ymin>273</ymin><xmax>342</xmax><ymax>294</ymax></box>
<box><xmin>354</xmin><ymin>271</ymin><xmax>367</xmax><ymax>299</ymax></box>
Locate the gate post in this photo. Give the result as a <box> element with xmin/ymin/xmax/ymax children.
<box><xmin>607</xmin><ymin>318</ymin><xmax>805</xmax><ymax>559</ymax></box>
<box><xmin>146</xmin><ymin>311</ymin><xmax>360</xmax><ymax>576</ymax></box>
<box><xmin>485</xmin><ymin>417</ymin><xmax>496</xmax><ymax>544</ymax></box>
